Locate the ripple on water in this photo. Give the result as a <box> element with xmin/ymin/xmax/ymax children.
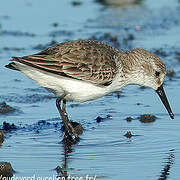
<box><xmin>0</xmin><ymin>115</ymin><xmax>179</xmax><ymax>179</ymax></box>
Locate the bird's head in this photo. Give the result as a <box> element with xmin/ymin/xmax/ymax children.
<box><xmin>127</xmin><ymin>48</ymin><xmax>174</xmax><ymax>119</ymax></box>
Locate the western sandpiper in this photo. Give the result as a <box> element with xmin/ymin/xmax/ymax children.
<box><xmin>5</xmin><ymin>40</ymin><xmax>174</xmax><ymax>140</ymax></box>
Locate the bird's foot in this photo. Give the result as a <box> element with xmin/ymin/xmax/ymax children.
<box><xmin>62</xmin><ymin>121</ymin><xmax>83</xmax><ymax>143</ymax></box>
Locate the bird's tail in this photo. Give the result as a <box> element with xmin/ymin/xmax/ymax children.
<box><xmin>5</xmin><ymin>57</ymin><xmax>20</xmax><ymax>71</ymax></box>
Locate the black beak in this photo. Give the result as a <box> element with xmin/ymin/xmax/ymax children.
<box><xmin>156</xmin><ymin>85</ymin><xmax>174</xmax><ymax>119</ymax></box>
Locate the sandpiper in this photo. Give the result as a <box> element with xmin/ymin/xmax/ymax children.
<box><xmin>5</xmin><ymin>40</ymin><xmax>174</xmax><ymax>140</ymax></box>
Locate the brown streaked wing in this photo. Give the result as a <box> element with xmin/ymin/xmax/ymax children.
<box><xmin>13</xmin><ymin>55</ymin><xmax>64</xmax><ymax>73</ymax></box>
<box><xmin>14</xmin><ymin>40</ymin><xmax>119</xmax><ymax>85</ymax></box>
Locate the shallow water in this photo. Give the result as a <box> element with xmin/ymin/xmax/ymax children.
<box><xmin>0</xmin><ymin>0</ymin><xmax>180</xmax><ymax>179</ymax></box>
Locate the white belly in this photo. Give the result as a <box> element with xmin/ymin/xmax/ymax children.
<box><xmin>15</xmin><ymin>62</ymin><xmax>111</xmax><ymax>102</ymax></box>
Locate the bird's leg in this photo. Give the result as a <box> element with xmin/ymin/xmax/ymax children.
<box><xmin>62</xmin><ymin>100</ymin><xmax>79</xmax><ymax>140</ymax></box>
<box><xmin>56</xmin><ymin>97</ymin><xmax>79</xmax><ymax>141</ymax></box>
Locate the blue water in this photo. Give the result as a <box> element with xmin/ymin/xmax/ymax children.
<box><xmin>0</xmin><ymin>0</ymin><xmax>180</xmax><ymax>179</ymax></box>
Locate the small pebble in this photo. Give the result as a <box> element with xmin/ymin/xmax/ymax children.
<box><xmin>96</xmin><ymin>116</ymin><xmax>103</xmax><ymax>123</ymax></box>
<box><xmin>124</xmin><ymin>131</ymin><xmax>132</xmax><ymax>138</ymax></box>
<box><xmin>126</xmin><ymin>117</ymin><xmax>133</xmax><ymax>122</ymax></box>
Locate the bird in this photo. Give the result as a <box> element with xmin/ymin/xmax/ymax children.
<box><xmin>5</xmin><ymin>40</ymin><xmax>174</xmax><ymax>141</ymax></box>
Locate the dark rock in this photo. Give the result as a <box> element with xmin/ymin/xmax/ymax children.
<box><xmin>0</xmin><ymin>102</ymin><xmax>16</xmax><ymax>114</ymax></box>
<box><xmin>96</xmin><ymin>116</ymin><xmax>103</xmax><ymax>123</ymax></box>
<box><xmin>0</xmin><ymin>162</ymin><xmax>14</xmax><ymax>177</ymax></box>
<box><xmin>139</xmin><ymin>114</ymin><xmax>156</xmax><ymax>123</ymax></box>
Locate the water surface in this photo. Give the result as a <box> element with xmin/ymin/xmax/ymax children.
<box><xmin>0</xmin><ymin>0</ymin><xmax>180</xmax><ymax>179</ymax></box>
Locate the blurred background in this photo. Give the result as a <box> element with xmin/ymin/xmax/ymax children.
<box><xmin>0</xmin><ymin>0</ymin><xmax>180</xmax><ymax>179</ymax></box>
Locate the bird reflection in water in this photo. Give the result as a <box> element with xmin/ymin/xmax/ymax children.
<box><xmin>158</xmin><ymin>149</ymin><xmax>175</xmax><ymax>180</ymax></box>
<box><xmin>54</xmin><ymin>128</ymin><xmax>83</xmax><ymax>179</ymax></box>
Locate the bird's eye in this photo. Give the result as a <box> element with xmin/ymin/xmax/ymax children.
<box><xmin>155</xmin><ymin>71</ymin><xmax>160</xmax><ymax>77</ymax></box>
